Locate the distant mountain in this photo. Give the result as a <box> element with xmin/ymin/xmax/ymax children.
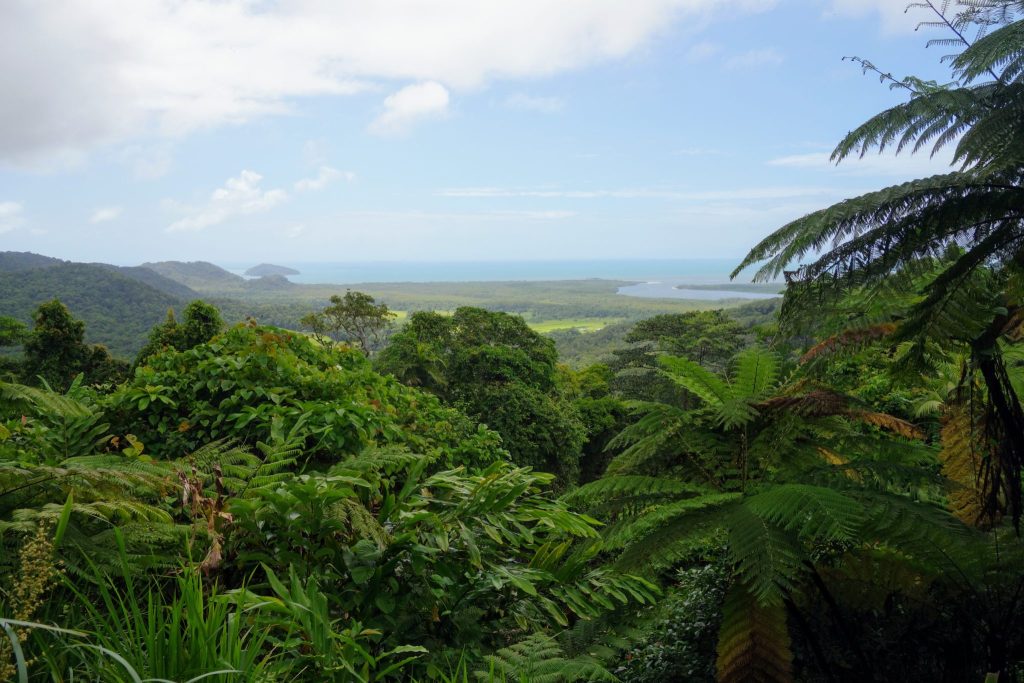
<box><xmin>245</xmin><ymin>263</ymin><xmax>300</xmax><ymax>277</ymax></box>
<box><xmin>92</xmin><ymin>263</ymin><xmax>199</xmax><ymax>300</ymax></box>
<box><xmin>0</xmin><ymin>252</ymin><xmax>200</xmax><ymax>301</ymax></box>
<box><xmin>0</xmin><ymin>262</ymin><xmax>186</xmax><ymax>357</ymax></box>
<box><xmin>141</xmin><ymin>260</ymin><xmax>298</xmax><ymax>295</ymax></box>
<box><xmin>141</xmin><ymin>260</ymin><xmax>247</xmax><ymax>293</ymax></box>
<box><xmin>0</xmin><ymin>251</ymin><xmax>66</xmax><ymax>272</ymax></box>
<box><xmin>246</xmin><ymin>274</ymin><xmax>296</xmax><ymax>291</ymax></box>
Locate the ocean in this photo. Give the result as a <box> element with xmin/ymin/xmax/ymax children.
<box><xmin>221</xmin><ymin>259</ymin><xmax>782</xmax><ymax>301</ymax></box>
<box><xmin>225</xmin><ymin>258</ymin><xmax>755</xmax><ymax>284</ymax></box>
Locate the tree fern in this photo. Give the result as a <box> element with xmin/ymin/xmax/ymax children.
<box><xmin>731</xmin><ymin>2</ymin><xmax>1024</xmax><ymax>528</ymax></box>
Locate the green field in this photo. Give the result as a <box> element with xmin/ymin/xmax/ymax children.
<box><xmin>210</xmin><ymin>278</ymin><xmax>769</xmax><ymax>337</ymax></box>
<box><xmin>527</xmin><ymin>317</ymin><xmax>621</xmax><ymax>333</ymax></box>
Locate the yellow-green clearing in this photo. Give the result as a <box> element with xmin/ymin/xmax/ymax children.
<box><xmin>528</xmin><ymin>318</ymin><xmax>621</xmax><ymax>333</ymax></box>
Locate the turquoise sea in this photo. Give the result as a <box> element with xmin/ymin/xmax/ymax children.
<box><xmin>221</xmin><ymin>259</ymin><xmax>782</xmax><ymax>301</ymax></box>
<box><xmin>224</xmin><ymin>258</ymin><xmax>751</xmax><ymax>284</ymax></box>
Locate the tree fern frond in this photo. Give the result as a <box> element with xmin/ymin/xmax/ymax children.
<box><xmin>716</xmin><ymin>582</ymin><xmax>794</xmax><ymax>683</ymax></box>
<box><xmin>857</xmin><ymin>491</ymin><xmax>974</xmax><ymax>574</ymax></box>
<box><xmin>726</xmin><ymin>505</ymin><xmax>805</xmax><ymax>606</ymax></box>
<box><xmin>564</xmin><ymin>475</ymin><xmax>708</xmax><ymax>508</ymax></box>
<box><xmin>603</xmin><ymin>402</ymin><xmax>693</xmax><ymax>475</ymax></box>
<box><xmin>744</xmin><ymin>484</ymin><xmax>865</xmax><ymax>543</ymax></box>
<box><xmin>731</xmin><ymin>173</ymin><xmax>1020</xmax><ymax>283</ymax></box>
<box><xmin>955</xmin><ymin>17</ymin><xmax>1024</xmax><ymax>83</ymax></box>
<box><xmin>851</xmin><ymin>411</ymin><xmax>925</xmax><ymax>439</ymax></box>
<box><xmin>731</xmin><ymin>347</ymin><xmax>780</xmax><ymax>401</ymax></box>
<box><xmin>940</xmin><ymin>401</ymin><xmax>994</xmax><ymax>526</ymax></box>
<box><xmin>800</xmin><ymin>323</ymin><xmax>899</xmax><ymax>364</ymax></box>
<box><xmin>658</xmin><ymin>355</ymin><xmax>731</xmax><ymax>409</ymax></box>
<box><xmin>602</xmin><ymin>492</ymin><xmax>738</xmax><ymax>551</ymax></box>
<box><xmin>614</xmin><ymin>494</ymin><xmax>739</xmax><ymax>572</ymax></box>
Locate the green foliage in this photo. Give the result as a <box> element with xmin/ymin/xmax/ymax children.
<box><xmin>0</xmin><ymin>317</ymin><xmax>26</xmax><ymax>349</ymax></box>
<box><xmin>241</xmin><ymin>565</ymin><xmax>428</xmax><ymax>681</ymax></box>
<box><xmin>48</xmin><ymin>564</ymin><xmax>276</xmax><ymax>682</ymax></box>
<box><xmin>21</xmin><ymin>300</ymin><xmax>127</xmax><ymax>390</ymax></box>
<box><xmin>571</xmin><ymin>383</ymin><xmax>631</xmax><ymax>483</ymax></box>
<box><xmin>0</xmin><ymin>378</ymin><xmax>183</xmax><ymax>576</ymax></box>
<box><xmin>0</xmin><ymin>260</ymin><xmax>187</xmax><ymax>357</ymax></box>
<box><xmin>109</xmin><ymin>323</ymin><xmax>505</xmax><ymax>469</ymax></box>
<box><xmin>733</xmin><ymin>3</ymin><xmax>1024</xmax><ymax>531</ymax></box>
<box><xmin>569</xmin><ymin>336</ymin><xmax>980</xmax><ymax>679</ymax></box>
<box><xmin>478</xmin><ymin>633</ymin><xmax>616</xmax><ymax>682</ymax></box>
<box><xmin>377</xmin><ymin>309</ymin><xmax>585</xmax><ymax>482</ymax></box>
<box><xmin>135</xmin><ymin>300</ymin><xmax>224</xmax><ymax>366</ymax></box>
<box><xmin>616</xmin><ymin>564</ymin><xmax>726</xmax><ymax>683</ymax></box>
<box><xmin>226</xmin><ymin>453</ymin><xmax>657</xmax><ymax>655</ymax></box>
<box><xmin>627</xmin><ymin>310</ymin><xmax>747</xmax><ymax>371</ymax></box>
<box><xmin>301</xmin><ymin>290</ymin><xmax>397</xmax><ymax>354</ymax></box>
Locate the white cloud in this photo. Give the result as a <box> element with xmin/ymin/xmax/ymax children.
<box><xmin>89</xmin><ymin>206</ymin><xmax>123</xmax><ymax>224</ymax></box>
<box><xmin>0</xmin><ymin>201</ymin><xmax>23</xmax><ymax>233</ymax></box>
<box><xmin>294</xmin><ymin>166</ymin><xmax>354</xmax><ymax>192</ymax></box>
<box><xmin>167</xmin><ymin>170</ymin><xmax>288</xmax><ymax>232</ymax></box>
<box><xmin>369</xmin><ymin>82</ymin><xmax>451</xmax><ymax>136</ymax></box>
<box><xmin>285</xmin><ymin>224</ymin><xmax>305</xmax><ymax>238</ymax></box>
<box><xmin>504</xmin><ymin>93</ymin><xmax>565</xmax><ymax>113</ymax></box>
<box><xmin>724</xmin><ymin>48</ymin><xmax>783</xmax><ymax>70</ymax></box>
<box><xmin>1</xmin><ymin>0</ymin><xmax>776</xmax><ymax>164</ymax></box>
<box><xmin>767</xmin><ymin>147</ymin><xmax>959</xmax><ymax>177</ymax></box>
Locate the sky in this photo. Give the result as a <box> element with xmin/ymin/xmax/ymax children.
<box><xmin>0</xmin><ymin>0</ymin><xmax>967</xmax><ymax>266</ymax></box>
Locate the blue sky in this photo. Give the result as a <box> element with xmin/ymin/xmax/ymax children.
<box><xmin>0</xmin><ymin>0</ymin><xmax>963</xmax><ymax>266</ymax></box>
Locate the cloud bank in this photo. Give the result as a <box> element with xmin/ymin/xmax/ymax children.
<box><xmin>1</xmin><ymin>0</ymin><xmax>776</xmax><ymax>164</ymax></box>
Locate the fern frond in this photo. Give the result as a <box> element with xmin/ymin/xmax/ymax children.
<box><xmin>730</xmin><ymin>347</ymin><xmax>780</xmax><ymax>401</ymax></box>
<box><xmin>851</xmin><ymin>411</ymin><xmax>925</xmax><ymax>440</ymax></box>
<box><xmin>614</xmin><ymin>494</ymin><xmax>739</xmax><ymax>572</ymax></box>
<box><xmin>940</xmin><ymin>401</ymin><xmax>993</xmax><ymax>526</ymax></box>
<box><xmin>564</xmin><ymin>476</ymin><xmax>707</xmax><ymax>508</ymax></box>
<box><xmin>477</xmin><ymin>632</ymin><xmax>617</xmax><ymax>682</ymax></box>
<box><xmin>800</xmin><ymin>323</ymin><xmax>899</xmax><ymax>364</ymax></box>
<box><xmin>716</xmin><ymin>582</ymin><xmax>793</xmax><ymax>683</ymax></box>
<box><xmin>1</xmin><ymin>381</ymin><xmax>95</xmax><ymax>420</ymax></box>
<box><xmin>744</xmin><ymin>484</ymin><xmax>865</xmax><ymax>544</ymax></box>
<box><xmin>726</xmin><ymin>505</ymin><xmax>805</xmax><ymax>606</ymax></box>
<box><xmin>955</xmin><ymin>18</ymin><xmax>1024</xmax><ymax>83</ymax></box>
<box><xmin>658</xmin><ymin>355</ymin><xmax>731</xmax><ymax>409</ymax></box>
<box><xmin>327</xmin><ymin>497</ymin><xmax>389</xmax><ymax>548</ymax></box>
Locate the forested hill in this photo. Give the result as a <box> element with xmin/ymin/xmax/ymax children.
<box><xmin>141</xmin><ymin>260</ymin><xmax>248</xmax><ymax>292</ymax></box>
<box><xmin>0</xmin><ymin>260</ymin><xmax>188</xmax><ymax>357</ymax></box>
<box><xmin>0</xmin><ymin>251</ymin><xmax>66</xmax><ymax>272</ymax></box>
<box><xmin>245</xmin><ymin>263</ymin><xmax>300</xmax><ymax>277</ymax></box>
<box><xmin>92</xmin><ymin>264</ymin><xmax>199</xmax><ymax>300</ymax></box>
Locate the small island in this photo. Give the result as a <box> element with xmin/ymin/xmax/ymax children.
<box><xmin>244</xmin><ymin>263</ymin><xmax>300</xmax><ymax>277</ymax></box>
